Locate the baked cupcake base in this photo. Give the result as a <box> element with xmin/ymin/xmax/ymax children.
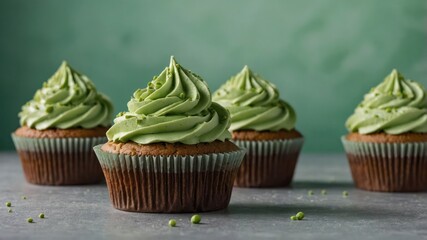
<box><xmin>343</xmin><ymin>133</ymin><xmax>427</xmax><ymax>192</ymax></box>
<box><xmin>95</xmin><ymin>141</ymin><xmax>245</xmax><ymax>213</ymax></box>
<box><xmin>12</xmin><ymin>126</ymin><xmax>108</xmax><ymax>185</ymax></box>
<box><xmin>232</xmin><ymin>129</ymin><xmax>304</xmax><ymax>188</ymax></box>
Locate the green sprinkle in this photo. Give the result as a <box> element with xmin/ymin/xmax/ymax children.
<box><xmin>38</xmin><ymin>213</ymin><xmax>45</xmax><ymax>219</ymax></box>
<box><xmin>152</xmin><ymin>75</ymin><xmax>157</xmax><ymax>80</ymax></box>
<box><xmin>22</xmin><ymin>196</ymin><xmax>27</xmax><ymax>200</ymax></box>
<box><xmin>307</xmin><ymin>190</ymin><xmax>314</xmax><ymax>196</ymax></box>
<box><xmin>176</xmin><ymin>64</ymin><xmax>180</xmax><ymax>69</ymax></box>
<box><xmin>27</xmin><ymin>218</ymin><xmax>33</xmax><ymax>223</ymax></box>
<box><xmin>8</xmin><ymin>208</ymin><xmax>12</xmax><ymax>213</ymax></box>
<box><xmin>321</xmin><ymin>189</ymin><xmax>327</xmax><ymax>195</ymax></box>
<box><xmin>179</xmin><ymin>93</ymin><xmax>186</xmax><ymax>99</ymax></box>
<box><xmin>46</xmin><ymin>106</ymin><xmax>54</xmax><ymax>113</ymax></box>
<box><xmin>155</xmin><ymin>82</ymin><xmax>163</xmax><ymax>89</ymax></box>
<box><xmin>116</xmin><ymin>112</ymin><xmax>125</xmax><ymax>118</ymax></box>
<box><xmin>290</xmin><ymin>216</ymin><xmax>298</xmax><ymax>221</ymax></box>
<box><xmin>5</xmin><ymin>202</ymin><xmax>11</xmax><ymax>207</ymax></box>
<box><xmin>168</xmin><ymin>219</ymin><xmax>176</xmax><ymax>227</ymax></box>
<box><xmin>191</xmin><ymin>214</ymin><xmax>201</xmax><ymax>224</ymax></box>
<box><xmin>342</xmin><ymin>191</ymin><xmax>349</xmax><ymax>197</ymax></box>
<box><xmin>296</xmin><ymin>212</ymin><xmax>305</xmax><ymax>220</ymax></box>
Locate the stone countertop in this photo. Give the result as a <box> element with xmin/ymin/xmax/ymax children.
<box><xmin>0</xmin><ymin>153</ymin><xmax>426</xmax><ymax>240</ymax></box>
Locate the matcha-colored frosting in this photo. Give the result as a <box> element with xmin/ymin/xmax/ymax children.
<box><xmin>106</xmin><ymin>56</ymin><xmax>231</xmax><ymax>144</ymax></box>
<box><xmin>346</xmin><ymin>69</ymin><xmax>427</xmax><ymax>134</ymax></box>
<box><xmin>19</xmin><ymin>61</ymin><xmax>113</xmax><ymax>130</ymax></box>
<box><xmin>213</xmin><ymin>66</ymin><xmax>296</xmax><ymax>131</ymax></box>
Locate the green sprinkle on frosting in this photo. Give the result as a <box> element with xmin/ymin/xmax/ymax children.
<box><xmin>213</xmin><ymin>65</ymin><xmax>296</xmax><ymax>131</ymax></box>
<box><xmin>346</xmin><ymin>69</ymin><xmax>427</xmax><ymax>134</ymax></box>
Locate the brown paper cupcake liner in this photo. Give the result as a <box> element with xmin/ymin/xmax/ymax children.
<box><xmin>93</xmin><ymin>145</ymin><xmax>246</xmax><ymax>213</ymax></box>
<box><xmin>233</xmin><ymin>138</ymin><xmax>304</xmax><ymax>188</ymax></box>
<box><xmin>342</xmin><ymin>136</ymin><xmax>427</xmax><ymax>192</ymax></box>
<box><xmin>11</xmin><ymin>134</ymin><xmax>106</xmax><ymax>185</ymax></box>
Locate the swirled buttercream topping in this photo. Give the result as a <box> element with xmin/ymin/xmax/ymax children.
<box><xmin>346</xmin><ymin>69</ymin><xmax>427</xmax><ymax>134</ymax></box>
<box><xmin>213</xmin><ymin>66</ymin><xmax>296</xmax><ymax>131</ymax></box>
<box><xmin>19</xmin><ymin>61</ymin><xmax>113</xmax><ymax>130</ymax></box>
<box><xmin>106</xmin><ymin>56</ymin><xmax>231</xmax><ymax>144</ymax></box>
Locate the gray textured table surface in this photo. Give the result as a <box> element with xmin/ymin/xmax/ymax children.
<box><xmin>0</xmin><ymin>152</ymin><xmax>426</xmax><ymax>240</ymax></box>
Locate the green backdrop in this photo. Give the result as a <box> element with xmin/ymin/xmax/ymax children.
<box><xmin>1</xmin><ymin>0</ymin><xmax>426</xmax><ymax>152</ymax></box>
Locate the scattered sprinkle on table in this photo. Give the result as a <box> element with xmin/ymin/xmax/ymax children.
<box><xmin>27</xmin><ymin>218</ymin><xmax>33</xmax><ymax>223</ymax></box>
<box><xmin>342</xmin><ymin>191</ymin><xmax>349</xmax><ymax>197</ymax></box>
<box><xmin>296</xmin><ymin>212</ymin><xmax>305</xmax><ymax>220</ymax></box>
<box><xmin>8</xmin><ymin>208</ymin><xmax>12</xmax><ymax>213</ymax></box>
<box><xmin>321</xmin><ymin>189</ymin><xmax>327</xmax><ymax>195</ymax></box>
<box><xmin>39</xmin><ymin>213</ymin><xmax>45</xmax><ymax>219</ymax></box>
<box><xmin>5</xmin><ymin>202</ymin><xmax>11</xmax><ymax>207</ymax></box>
<box><xmin>307</xmin><ymin>190</ymin><xmax>314</xmax><ymax>196</ymax></box>
<box><xmin>168</xmin><ymin>219</ymin><xmax>176</xmax><ymax>227</ymax></box>
<box><xmin>290</xmin><ymin>216</ymin><xmax>298</xmax><ymax>221</ymax></box>
<box><xmin>22</xmin><ymin>196</ymin><xmax>27</xmax><ymax>200</ymax></box>
<box><xmin>191</xmin><ymin>214</ymin><xmax>201</xmax><ymax>224</ymax></box>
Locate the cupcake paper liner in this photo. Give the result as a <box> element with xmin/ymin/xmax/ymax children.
<box><xmin>342</xmin><ymin>136</ymin><xmax>427</xmax><ymax>192</ymax></box>
<box><xmin>93</xmin><ymin>145</ymin><xmax>246</xmax><ymax>213</ymax></box>
<box><xmin>233</xmin><ymin>138</ymin><xmax>304</xmax><ymax>187</ymax></box>
<box><xmin>11</xmin><ymin>134</ymin><xmax>106</xmax><ymax>185</ymax></box>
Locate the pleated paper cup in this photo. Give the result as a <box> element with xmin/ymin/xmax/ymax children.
<box><xmin>93</xmin><ymin>145</ymin><xmax>246</xmax><ymax>213</ymax></box>
<box><xmin>342</xmin><ymin>136</ymin><xmax>427</xmax><ymax>192</ymax></box>
<box><xmin>233</xmin><ymin>138</ymin><xmax>304</xmax><ymax>188</ymax></box>
<box><xmin>11</xmin><ymin>134</ymin><xmax>106</xmax><ymax>185</ymax></box>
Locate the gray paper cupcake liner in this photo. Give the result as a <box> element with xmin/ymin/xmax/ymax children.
<box><xmin>232</xmin><ymin>138</ymin><xmax>304</xmax><ymax>187</ymax></box>
<box><xmin>93</xmin><ymin>144</ymin><xmax>246</xmax><ymax>213</ymax></box>
<box><xmin>342</xmin><ymin>136</ymin><xmax>427</xmax><ymax>192</ymax></box>
<box><xmin>93</xmin><ymin>145</ymin><xmax>246</xmax><ymax>173</ymax></box>
<box><xmin>11</xmin><ymin>134</ymin><xmax>106</xmax><ymax>185</ymax></box>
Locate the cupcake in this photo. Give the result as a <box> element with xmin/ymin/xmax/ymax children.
<box><xmin>94</xmin><ymin>56</ymin><xmax>245</xmax><ymax>213</ymax></box>
<box><xmin>12</xmin><ymin>61</ymin><xmax>113</xmax><ymax>185</ymax></box>
<box><xmin>213</xmin><ymin>66</ymin><xmax>304</xmax><ymax>187</ymax></box>
<box><xmin>343</xmin><ymin>69</ymin><xmax>427</xmax><ymax>192</ymax></box>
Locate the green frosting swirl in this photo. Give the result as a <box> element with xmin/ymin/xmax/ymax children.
<box><xmin>106</xmin><ymin>56</ymin><xmax>231</xmax><ymax>144</ymax></box>
<box><xmin>213</xmin><ymin>66</ymin><xmax>296</xmax><ymax>131</ymax></box>
<box><xmin>346</xmin><ymin>69</ymin><xmax>427</xmax><ymax>134</ymax></box>
<box><xmin>19</xmin><ymin>61</ymin><xmax>113</xmax><ymax>130</ymax></box>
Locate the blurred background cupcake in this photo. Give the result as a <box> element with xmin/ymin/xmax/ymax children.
<box><xmin>94</xmin><ymin>56</ymin><xmax>245</xmax><ymax>213</ymax></box>
<box><xmin>343</xmin><ymin>69</ymin><xmax>427</xmax><ymax>192</ymax></box>
<box><xmin>11</xmin><ymin>61</ymin><xmax>113</xmax><ymax>185</ymax></box>
<box><xmin>213</xmin><ymin>66</ymin><xmax>304</xmax><ymax>187</ymax></box>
